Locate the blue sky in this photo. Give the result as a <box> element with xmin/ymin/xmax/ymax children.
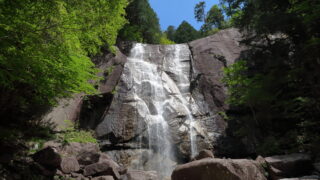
<box><xmin>149</xmin><ymin>0</ymin><xmax>220</xmax><ymax>30</ymax></box>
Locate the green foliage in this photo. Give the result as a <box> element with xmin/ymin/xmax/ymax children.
<box><xmin>221</xmin><ymin>0</ymin><xmax>320</xmax><ymax>155</ymax></box>
<box><xmin>119</xmin><ymin>0</ymin><xmax>161</xmax><ymax>44</ymax></box>
<box><xmin>195</xmin><ymin>2</ymin><xmax>227</xmax><ymax>36</ymax></box>
<box><xmin>206</xmin><ymin>5</ymin><xmax>225</xmax><ymax>29</ymax></box>
<box><xmin>60</xmin><ymin>120</ymin><xmax>97</xmax><ymax>144</ymax></box>
<box><xmin>173</xmin><ymin>21</ymin><xmax>200</xmax><ymax>43</ymax></box>
<box><xmin>194</xmin><ymin>1</ymin><xmax>206</xmax><ymax>22</ymax></box>
<box><xmin>160</xmin><ymin>34</ymin><xmax>175</xmax><ymax>45</ymax></box>
<box><xmin>0</xmin><ymin>0</ymin><xmax>128</xmax><ymax>120</ymax></box>
<box><xmin>165</xmin><ymin>25</ymin><xmax>176</xmax><ymax>42</ymax></box>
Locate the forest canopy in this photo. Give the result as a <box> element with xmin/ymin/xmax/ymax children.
<box><xmin>0</xmin><ymin>0</ymin><xmax>128</xmax><ymax>120</ymax></box>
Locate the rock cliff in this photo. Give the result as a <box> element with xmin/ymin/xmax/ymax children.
<box><xmin>42</xmin><ymin>28</ymin><xmax>245</xmax><ymax>178</ymax></box>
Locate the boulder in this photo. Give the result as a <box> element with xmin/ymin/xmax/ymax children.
<box><xmin>32</xmin><ymin>162</ymin><xmax>57</xmax><ymax>176</ymax></box>
<box><xmin>193</xmin><ymin>149</ymin><xmax>214</xmax><ymax>160</ymax></box>
<box><xmin>83</xmin><ymin>162</ymin><xmax>120</xmax><ymax>180</ymax></box>
<box><xmin>265</xmin><ymin>153</ymin><xmax>313</xmax><ymax>179</ymax></box>
<box><xmin>121</xmin><ymin>170</ymin><xmax>158</xmax><ymax>180</ymax></box>
<box><xmin>60</xmin><ymin>156</ymin><xmax>80</xmax><ymax>174</ymax></box>
<box><xmin>92</xmin><ymin>176</ymin><xmax>115</xmax><ymax>180</ymax></box>
<box><xmin>32</xmin><ymin>147</ymin><xmax>61</xmax><ymax>169</ymax></box>
<box><xmin>313</xmin><ymin>163</ymin><xmax>320</xmax><ymax>173</ymax></box>
<box><xmin>171</xmin><ymin>158</ymin><xmax>267</xmax><ymax>180</ymax></box>
<box><xmin>77</xmin><ymin>151</ymin><xmax>101</xmax><ymax>166</ymax></box>
<box><xmin>61</xmin><ymin>142</ymin><xmax>99</xmax><ymax>156</ymax></box>
<box><xmin>279</xmin><ymin>175</ymin><xmax>320</xmax><ymax>180</ymax></box>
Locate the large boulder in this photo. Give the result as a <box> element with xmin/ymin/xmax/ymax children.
<box><xmin>171</xmin><ymin>158</ymin><xmax>267</xmax><ymax>180</ymax></box>
<box><xmin>61</xmin><ymin>142</ymin><xmax>99</xmax><ymax>156</ymax></box>
<box><xmin>32</xmin><ymin>147</ymin><xmax>61</xmax><ymax>169</ymax></box>
<box><xmin>83</xmin><ymin>162</ymin><xmax>120</xmax><ymax>179</ymax></box>
<box><xmin>279</xmin><ymin>175</ymin><xmax>320</xmax><ymax>180</ymax></box>
<box><xmin>121</xmin><ymin>170</ymin><xmax>158</xmax><ymax>180</ymax></box>
<box><xmin>77</xmin><ymin>151</ymin><xmax>101</xmax><ymax>166</ymax></box>
<box><xmin>265</xmin><ymin>153</ymin><xmax>313</xmax><ymax>179</ymax></box>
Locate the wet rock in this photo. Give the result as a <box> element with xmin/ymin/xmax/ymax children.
<box><xmin>171</xmin><ymin>158</ymin><xmax>267</xmax><ymax>180</ymax></box>
<box><xmin>83</xmin><ymin>162</ymin><xmax>120</xmax><ymax>179</ymax></box>
<box><xmin>32</xmin><ymin>147</ymin><xmax>61</xmax><ymax>169</ymax></box>
<box><xmin>121</xmin><ymin>170</ymin><xmax>158</xmax><ymax>180</ymax></box>
<box><xmin>193</xmin><ymin>149</ymin><xmax>214</xmax><ymax>160</ymax></box>
<box><xmin>60</xmin><ymin>156</ymin><xmax>80</xmax><ymax>174</ymax></box>
<box><xmin>265</xmin><ymin>153</ymin><xmax>313</xmax><ymax>179</ymax></box>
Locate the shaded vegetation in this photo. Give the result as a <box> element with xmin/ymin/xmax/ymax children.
<box><xmin>221</xmin><ymin>0</ymin><xmax>320</xmax><ymax>156</ymax></box>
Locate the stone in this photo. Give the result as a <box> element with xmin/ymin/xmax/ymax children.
<box><xmin>92</xmin><ymin>176</ymin><xmax>115</xmax><ymax>180</ymax></box>
<box><xmin>60</xmin><ymin>156</ymin><xmax>80</xmax><ymax>174</ymax></box>
<box><xmin>77</xmin><ymin>151</ymin><xmax>101</xmax><ymax>166</ymax></box>
<box><xmin>193</xmin><ymin>149</ymin><xmax>214</xmax><ymax>160</ymax></box>
<box><xmin>32</xmin><ymin>147</ymin><xmax>61</xmax><ymax>169</ymax></box>
<box><xmin>121</xmin><ymin>170</ymin><xmax>158</xmax><ymax>180</ymax></box>
<box><xmin>61</xmin><ymin>142</ymin><xmax>99</xmax><ymax>156</ymax></box>
<box><xmin>171</xmin><ymin>158</ymin><xmax>267</xmax><ymax>180</ymax></box>
<box><xmin>265</xmin><ymin>153</ymin><xmax>313</xmax><ymax>179</ymax></box>
<box><xmin>32</xmin><ymin>162</ymin><xmax>57</xmax><ymax>177</ymax></box>
<box><xmin>279</xmin><ymin>175</ymin><xmax>320</xmax><ymax>180</ymax></box>
<box><xmin>83</xmin><ymin>162</ymin><xmax>120</xmax><ymax>180</ymax></box>
<box><xmin>98</xmin><ymin>153</ymin><xmax>120</xmax><ymax>171</ymax></box>
<box><xmin>314</xmin><ymin>163</ymin><xmax>320</xmax><ymax>173</ymax></box>
<box><xmin>41</xmin><ymin>94</ymin><xmax>83</xmax><ymax>131</ymax></box>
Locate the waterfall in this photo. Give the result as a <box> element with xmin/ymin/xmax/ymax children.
<box><xmin>122</xmin><ymin>43</ymin><xmax>199</xmax><ymax>177</ymax></box>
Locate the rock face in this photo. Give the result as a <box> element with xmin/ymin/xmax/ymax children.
<box><xmin>42</xmin><ymin>28</ymin><xmax>246</xmax><ymax>178</ymax></box>
<box><xmin>188</xmin><ymin>28</ymin><xmax>245</xmax><ymax>138</ymax></box>
<box><xmin>171</xmin><ymin>158</ymin><xmax>267</xmax><ymax>180</ymax></box>
<box><xmin>92</xmin><ymin>29</ymin><xmax>245</xmax><ymax>176</ymax></box>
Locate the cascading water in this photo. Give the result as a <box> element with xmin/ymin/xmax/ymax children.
<box><xmin>125</xmin><ymin>43</ymin><xmax>175</xmax><ymax>177</ymax></box>
<box><xmin>115</xmin><ymin>43</ymin><xmax>200</xmax><ymax>178</ymax></box>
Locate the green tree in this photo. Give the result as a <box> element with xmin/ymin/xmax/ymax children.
<box><xmin>173</xmin><ymin>21</ymin><xmax>200</xmax><ymax>43</ymax></box>
<box><xmin>206</xmin><ymin>5</ymin><xmax>225</xmax><ymax>29</ymax></box>
<box><xmin>194</xmin><ymin>1</ymin><xmax>206</xmax><ymax>22</ymax></box>
<box><xmin>194</xmin><ymin>2</ymin><xmax>226</xmax><ymax>36</ymax></box>
<box><xmin>0</xmin><ymin>0</ymin><xmax>128</xmax><ymax>121</ymax></box>
<box><xmin>165</xmin><ymin>25</ymin><xmax>176</xmax><ymax>42</ymax></box>
<box><xmin>119</xmin><ymin>0</ymin><xmax>161</xmax><ymax>44</ymax></box>
<box><xmin>221</xmin><ymin>0</ymin><xmax>320</xmax><ymax>155</ymax></box>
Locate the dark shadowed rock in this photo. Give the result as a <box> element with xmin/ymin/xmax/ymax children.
<box><xmin>121</xmin><ymin>170</ymin><xmax>158</xmax><ymax>180</ymax></box>
<box><xmin>171</xmin><ymin>158</ymin><xmax>267</xmax><ymax>180</ymax></box>
<box><xmin>83</xmin><ymin>162</ymin><xmax>120</xmax><ymax>179</ymax></box>
<box><xmin>193</xmin><ymin>149</ymin><xmax>214</xmax><ymax>160</ymax></box>
<box><xmin>32</xmin><ymin>162</ymin><xmax>57</xmax><ymax>176</ymax></box>
<box><xmin>60</xmin><ymin>156</ymin><xmax>80</xmax><ymax>174</ymax></box>
<box><xmin>265</xmin><ymin>153</ymin><xmax>313</xmax><ymax>179</ymax></box>
<box><xmin>32</xmin><ymin>147</ymin><xmax>61</xmax><ymax>169</ymax></box>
